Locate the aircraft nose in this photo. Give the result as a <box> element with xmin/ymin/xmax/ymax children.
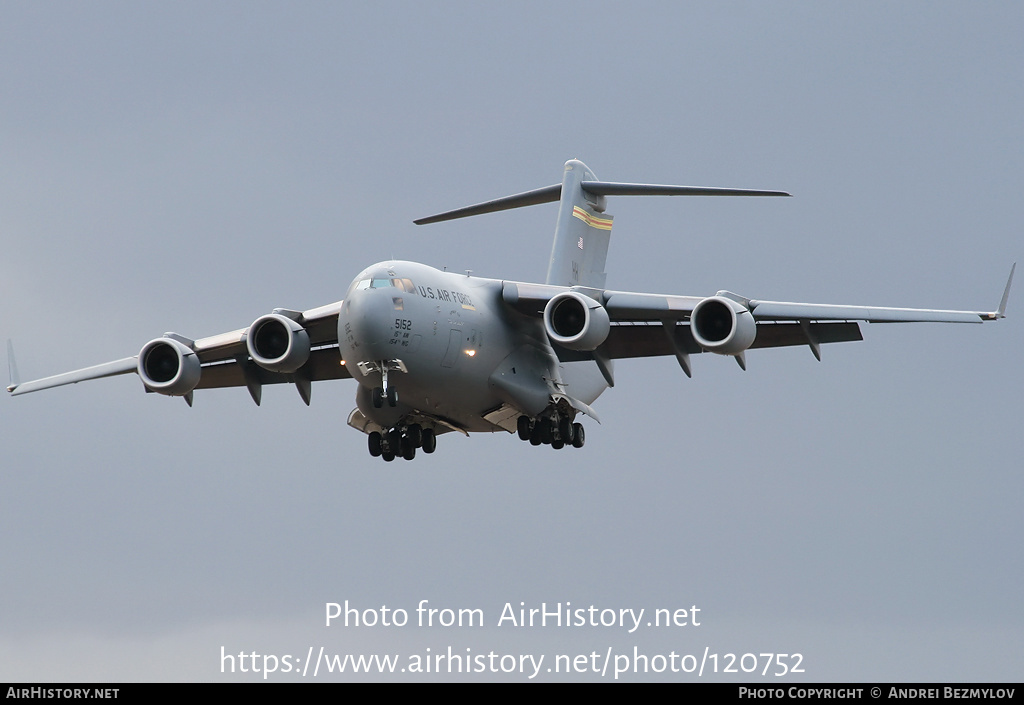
<box><xmin>343</xmin><ymin>287</ymin><xmax>398</xmax><ymax>360</ymax></box>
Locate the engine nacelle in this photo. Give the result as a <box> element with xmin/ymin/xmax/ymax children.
<box><xmin>690</xmin><ymin>296</ymin><xmax>757</xmax><ymax>355</ymax></box>
<box><xmin>137</xmin><ymin>338</ymin><xmax>202</xmax><ymax>396</ymax></box>
<box><xmin>246</xmin><ymin>313</ymin><xmax>311</xmax><ymax>373</ymax></box>
<box><xmin>544</xmin><ymin>292</ymin><xmax>610</xmax><ymax>351</ymax></box>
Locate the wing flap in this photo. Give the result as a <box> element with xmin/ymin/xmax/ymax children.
<box><xmin>554</xmin><ymin>322</ymin><xmax>862</xmax><ymax>361</ymax></box>
<box><xmin>195</xmin><ymin>347</ymin><xmax>351</xmax><ymax>390</ymax></box>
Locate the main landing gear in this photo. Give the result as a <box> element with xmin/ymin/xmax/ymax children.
<box><xmin>516</xmin><ymin>414</ymin><xmax>584</xmax><ymax>449</ymax></box>
<box><xmin>367</xmin><ymin>423</ymin><xmax>436</xmax><ymax>462</ymax></box>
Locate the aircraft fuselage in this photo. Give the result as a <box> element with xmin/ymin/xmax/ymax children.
<box><xmin>337</xmin><ymin>261</ymin><xmax>607</xmax><ymax>435</ymax></box>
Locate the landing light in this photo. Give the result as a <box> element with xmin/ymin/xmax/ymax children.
<box><xmin>464</xmin><ymin>350</ymin><xmax>476</xmax><ymax>357</ymax></box>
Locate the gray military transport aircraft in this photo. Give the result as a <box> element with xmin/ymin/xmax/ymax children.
<box><xmin>7</xmin><ymin>160</ymin><xmax>1014</xmax><ymax>461</ymax></box>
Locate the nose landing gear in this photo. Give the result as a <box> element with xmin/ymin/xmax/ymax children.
<box><xmin>371</xmin><ymin>386</ymin><xmax>399</xmax><ymax>408</ymax></box>
<box><xmin>357</xmin><ymin>359</ymin><xmax>406</xmax><ymax>408</ymax></box>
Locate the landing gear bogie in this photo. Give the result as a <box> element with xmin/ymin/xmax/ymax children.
<box><xmin>368</xmin><ymin>423</ymin><xmax>437</xmax><ymax>461</ymax></box>
<box><xmin>517</xmin><ymin>413</ymin><xmax>586</xmax><ymax>450</ymax></box>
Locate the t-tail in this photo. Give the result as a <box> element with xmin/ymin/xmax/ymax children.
<box><xmin>414</xmin><ymin>159</ymin><xmax>790</xmax><ymax>288</ymax></box>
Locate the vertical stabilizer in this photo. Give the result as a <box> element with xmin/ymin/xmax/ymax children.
<box><xmin>545</xmin><ymin>160</ymin><xmax>613</xmax><ymax>288</ymax></box>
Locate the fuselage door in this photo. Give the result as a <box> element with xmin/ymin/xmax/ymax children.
<box><xmin>441</xmin><ymin>329</ymin><xmax>463</xmax><ymax>368</ymax></box>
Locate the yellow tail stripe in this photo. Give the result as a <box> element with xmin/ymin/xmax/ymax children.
<box><xmin>572</xmin><ymin>206</ymin><xmax>613</xmax><ymax>230</ymax></box>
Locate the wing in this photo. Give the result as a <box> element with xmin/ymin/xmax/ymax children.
<box><xmin>7</xmin><ymin>301</ymin><xmax>349</xmax><ymax>405</ymax></box>
<box><xmin>502</xmin><ymin>263</ymin><xmax>1013</xmax><ymax>376</ymax></box>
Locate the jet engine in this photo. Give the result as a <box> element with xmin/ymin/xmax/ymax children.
<box><xmin>137</xmin><ymin>337</ymin><xmax>202</xmax><ymax>396</ymax></box>
<box><xmin>690</xmin><ymin>296</ymin><xmax>756</xmax><ymax>355</ymax></box>
<box><xmin>544</xmin><ymin>292</ymin><xmax>610</xmax><ymax>351</ymax></box>
<box><xmin>246</xmin><ymin>314</ymin><xmax>311</xmax><ymax>373</ymax></box>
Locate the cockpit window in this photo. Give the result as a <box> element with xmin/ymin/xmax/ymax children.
<box><xmin>354</xmin><ymin>278</ymin><xmax>397</xmax><ymax>290</ymax></box>
<box><xmin>353</xmin><ymin>276</ymin><xmax>416</xmax><ymax>292</ymax></box>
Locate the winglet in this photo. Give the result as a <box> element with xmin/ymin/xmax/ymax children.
<box><xmin>7</xmin><ymin>340</ymin><xmax>21</xmax><ymax>392</ymax></box>
<box><xmin>996</xmin><ymin>262</ymin><xmax>1015</xmax><ymax>318</ymax></box>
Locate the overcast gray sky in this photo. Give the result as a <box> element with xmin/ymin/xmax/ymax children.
<box><xmin>1</xmin><ymin>2</ymin><xmax>1021</xmax><ymax>682</ymax></box>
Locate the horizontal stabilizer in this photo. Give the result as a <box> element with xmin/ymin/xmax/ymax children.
<box><xmin>414</xmin><ymin>184</ymin><xmax>561</xmax><ymax>225</ymax></box>
<box><xmin>414</xmin><ymin>170</ymin><xmax>790</xmax><ymax>225</ymax></box>
<box><xmin>580</xmin><ymin>181</ymin><xmax>791</xmax><ymax>198</ymax></box>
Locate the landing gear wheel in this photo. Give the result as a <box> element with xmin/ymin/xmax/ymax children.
<box><xmin>368</xmin><ymin>431</ymin><xmax>382</xmax><ymax>457</ymax></box>
<box><xmin>539</xmin><ymin>419</ymin><xmax>553</xmax><ymax>445</ymax></box>
<box><xmin>529</xmin><ymin>425</ymin><xmax>543</xmax><ymax>446</ymax></box>
<box><xmin>372</xmin><ymin>387</ymin><xmax>384</xmax><ymax>408</ymax></box>
<box><xmin>571</xmin><ymin>423</ymin><xmax>585</xmax><ymax>448</ymax></box>
<box><xmin>401</xmin><ymin>437</ymin><xmax>416</xmax><ymax>461</ymax></box>
<box><xmin>517</xmin><ymin>415</ymin><xmax>533</xmax><ymax>441</ymax></box>
<box><xmin>386</xmin><ymin>387</ymin><xmax>399</xmax><ymax>407</ymax></box>
<box><xmin>406</xmin><ymin>424</ymin><xmax>422</xmax><ymax>448</ymax></box>
<box><xmin>559</xmin><ymin>417</ymin><xmax>574</xmax><ymax>444</ymax></box>
<box><xmin>381</xmin><ymin>449</ymin><xmax>395</xmax><ymax>462</ymax></box>
<box><xmin>387</xmin><ymin>428</ymin><xmax>401</xmax><ymax>453</ymax></box>
<box><xmin>421</xmin><ymin>428</ymin><xmax>436</xmax><ymax>454</ymax></box>
<box><xmin>552</xmin><ymin>439</ymin><xmax>565</xmax><ymax>450</ymax></box>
